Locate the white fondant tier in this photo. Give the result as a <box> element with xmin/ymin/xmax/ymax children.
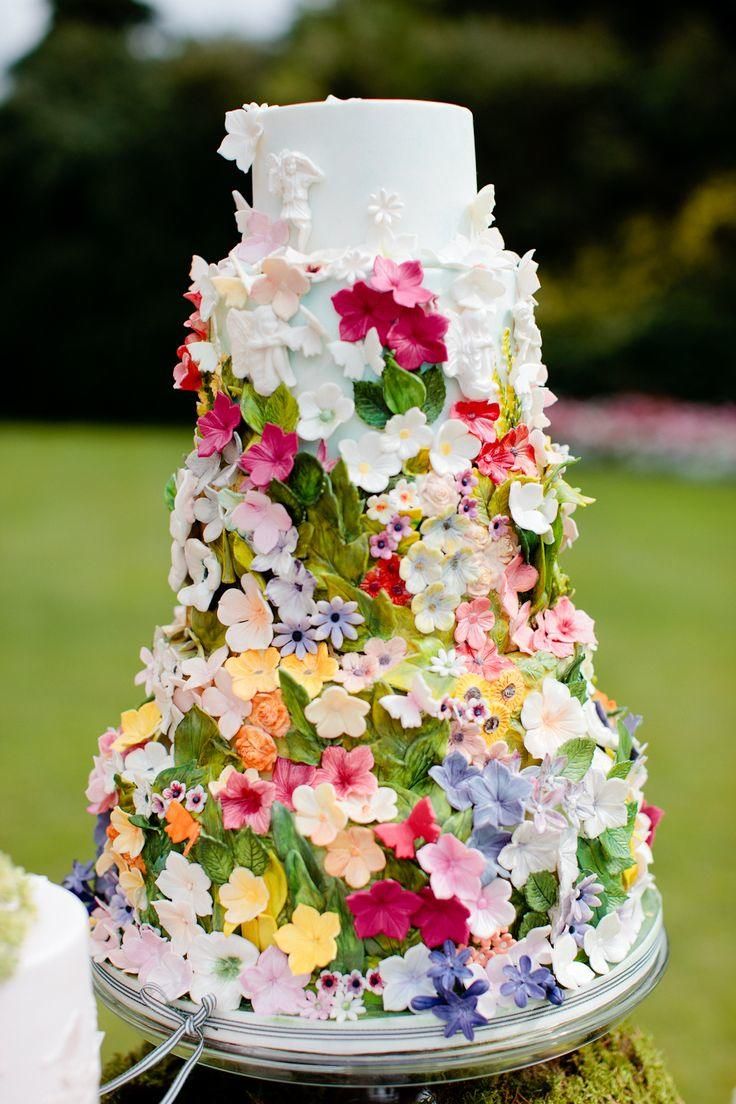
<box><xmin>0</xmin><ymin>877</ymin><xmax>100</xmax><ymax>1104</ymax></box>
<box><xmin>252</xmin><ymin>99</ymin><xmax>477</xmax><ymax>252</ymax></box>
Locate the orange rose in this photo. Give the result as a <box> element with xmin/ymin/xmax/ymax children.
<box><xmin>234</xmin><ymin>724</ymin><xmax>278</xmax><ymax>771</ymax></box>
<box><xmin>249</xmin><ymin>691</ymin><xmax>290</xmax><ymax>740</ymax></box>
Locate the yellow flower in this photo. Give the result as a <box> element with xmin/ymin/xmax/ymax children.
<box><xmin>225</xmin><ymin>649</ymin><xmax>280</xmax><ymax>701</ymax></box>
<box><xmin>113</xmin><ymin>701</ymin><xmax>162</xmax><ymax>752</ymax></box>
<box><xmin>280</xmin><ymin>644</ymin><xmax>339</xmax><ymax>697</ymax></box>
<box><xmin>273</xmin><ymin>904</ymin><xmax>341</xmax><ymax>975</ymax></box>
<box><xmin>219</xmin><ymin>866</ymin><xmax>270</xmax><ymax>925</ymax></box>
<box><xmin>452</xmin><ymin>673</ymin><xmax>512</xmax><ymax>744</ymax></box>
<box><xmin>487</xmin><ymin>667</ymin><xmax>528</xmax><ymax>714</ymax></box>
<box><xmin>118</xmin><ymin>866</ymin><xmax>147</xmax><ymax>911</ymax></box>
<box><xmin>109</xmin><ymin>806</ymin><xmax>145</xmax><ymax>859</ymax></box>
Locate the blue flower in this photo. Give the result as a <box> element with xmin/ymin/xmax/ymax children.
<box><xmin>412</xmin><ymin>979</ymin><xmax>490</xmax><ymax>1041</ymax></box>
<box><xmin>428</xmin><ymin>752</ymin><xmax>479</xmax><ymax>811</ymax></box>
<box><xmin>94</xmin><ymin>812</ymin><xmax>111</xmax><ymax>854</ymax></box>
<box><xmin>311</xmin><ymin>596</ymin><xmax>364</xmax><ymax>649</ymax></box>
<box><xmin>466</xmin><ymin>759</ymin><xmax>533</xmax><ymax>829</ymax></box>
<box><xmin>571</xmin><ymin>874</ymin><xmax>604</xmax><ymax>923</ymax></box>
<box><xmin>62</xmin><ymin>860</ymin><xmax>96</xmax><ymax>908</ymax></box>
<box><xmin>427</xmin><ymin>941</ymin><xmax>473</xmax><ymax>989</ymax></box>
<box><xmin>468</xmin><ymin>823</ymin><xmax>512</xmax><ymax>882</ymax></box>
<box><xmin>500</xmin><ymin>954</ymin><xmax>555</xmax><ymax>1009</ymax></box>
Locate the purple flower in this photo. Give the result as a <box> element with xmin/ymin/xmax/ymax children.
<box><xmin>459</xmin><ymin>496</ymin><xmax>478</xmax><ymax>520</ymax></box>
<box><xmin>63</xmin><ymin>860</ymin><xmax>96</xmax><ymax>909</ymax></box>
<box><xmin>468</xmin><ymin>823</ymin><xmax>512</xmax><ymax>883</ymax></box>
<box><xmin>428</xmin><ymin>941</ymin><xmax>473</xmax><ymax>989</ymax></box>
<box><xmin>151</xmin><ymin>792</ymin><xmax>167</xmax><ymax>818</ymax></box>
<box><xmin>163</xmin><ymin>780</ymin><xmax>186</xmax><ymax>802</ymax></box>
<box><xmin>273</xmin><ymin>617</ymin><xmax>319</xmax><ymax>659</ymax></box>
<box><xmin>185</xmin><ymin>784</ymin><xmax>207</xmax><ymax>813</ymax></box>
<box><xmin>370</xmin><ymin>530</ymin><xmax>397</xmax><ymax>560</ymax></box>
<box><xmin>467</xmin><ymin>759</ymin><xmax>533</xmax><ymax>829</ymax></box>
<box><xmin>455</xmin><ymin>470</ymin><xmax>478</xmax><ymax>494</ymax></box>
<box><xmin>386</xmin><ymin>514</ymin><xmax>412</xmax><ymax>542</ymax></box>
<box><xmin>623</xmin><ymin>712</ymin><xmax>643</xmax><ymax>738</ymax></box>
<box><xmin>500</xmin><ymin>955</ymin><xmax>559</xmax><ymax>1009</ymax></box>
<box><xmin>428</xmin><ymin>752</ymin><xmax>480</xmax><ymax>811</ymax></box>
<box><xmin>311</xmin><ymin>597</ymin><xmax>364</xmax><ymax>649</ymax></box>
<box><xmin>107</xmin><ymin>889</ymin><xmax>134</xmax><ymax>925</ymax></box>
<box><xmin>412</xmin><ymin>980</ymin><xmax>490</xmax><ymax>1041</ymax></box>
<box><xmin>94</xmin><ymin>812</ymin><xmax>111</xmax><ymax>853</ymax></box>
<box><xmin>570</xmin><ymin>875</ymin><xmax>604</xmax><ymax>924</ymax></box>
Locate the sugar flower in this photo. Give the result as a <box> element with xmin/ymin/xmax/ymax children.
<box><xmin>550</xmin><ymin>933</ymin><xmax>594</xmax><ymax>990</ymax></box>
<box><xmin>155</xmin><ymin>851</ymin><xmax>212</xmax><ymax>917</ymax></box>
<box><xmin>449</xmin><ymin>399</ymin><xmax>500</xmax><ymax>443</ymax></box>
<box><xmin>219</xmin><ymin>866</ymin><xmax>269</xmax><ymax>925</ymax></box>
<box><xmin>466</xmin><ymin>760</ymin><xmax>533</xmax><ymax>829</ymax></box>
<box><xmin>411</xmin><ymin>582</ymin><xmax>461</xmax><ymax>634</ymax></box>
<box><xmin>509</xmin><ymin>481</ymin><xmax>558</xmax><ymax>537</ymax></box>
<box><xmin>399</xmin><ymin>541</ymin><xmax>443</xmax><ymax>594</ymax></box>
<box><xmin>583</xmin><ymin>913</ymin><xmax>630</xmax><ymax>975</ymax></box>
<box><xmin>521</xmin><ymin>677</ymin><xmax>586</xmax><ymax>759</ymax></box>
<box><xmin>314</xmin><ymin>745</ymin><xmax>377</xmax><ymax>801</ymax></box>
<box><xmin>346</xmin><ymin>879</ymin><xmax>422</xmax><ymax>941</ymax></box>
<box><xmin>188</xmin><ymin>930</ymin><xmax>258</xmax><ymax>1011</ymax></box>
<box><xmin>164</xmin><ymin>800</ymin><xmax>201</xmax><ymax>855</ymax></box>
<box><xmin>109</xmin><ymin>806</ymin><xmax>145</xmax><ymax>858</ymax></box>
<box><xmin>411</xmin><ymin>888</ymin><xmax>471</xmax><ymax>948</ymax></box>
<box><xmin>293</xmin><ymin>781</ymin><xmax>348</xmax><ymax>846</ymax></box>
<box><xmin>224</xmin><ymin>648</ymin><xmax>280</xmax><ymax>701</ymax></box>
<box><xmin>273</xmin><ymin>904</ymin><xmax>341</xmax><ymax>975</ymax></box>
<box><xmin>177</xmin><ymin>538</ymin><xmax>222</xmax><ymax>612</ymax></box>
<box><xmin>364</xmin><ymin>635</ymin><xmax>406</xmax><ymax>673</ymax></box>
<box><xmin>430</xmin><ymin>419</ymin><xmax>481</xmax><ymax>476</ymax></box>
<box><xmin>219</xmin><ymin>575</ymin><xmax>276</xmax><ymax>652</ymax></box>
<box><xmin>463</xmin><ymin>878</ymin><xmax>515</xmax><ymax>939</ymax></box>
<box><xmin>533</xmin><ymin>596</ymin><xmax>597</xmax><ymax>659</ymax></box>
<box><xmin>238</xmin><ymin>423</ymin><xmax>298</xmax><ymax>487</ymax></box>
<box><xmin>382</xmin><ymin>407</ymin><xmax>434</xmax><ymax>460</ymax></box>
<box><xmin>478</xmin><ymin>426</ymin><xmax>537</xmax><ymax>485</ymax></box>
<box><xmin>334</xmin><ymin>651</ymin><xmax>380</xmax><ymax>692</ymax></box>
<box><xmin>271</xmin><ymin>757</ymin><xmax>317</xmax><ymax>811</ymax></box>
<box><xmin>201</xmin><ymin>668</ymin><xmax>252</xmax><ymax>740</ymax></box>
<box><xmin>454</xmin><ymin>598</ymin><xmax>495</xmax><ymax>652</ymax></box>
<box><xmin>113</xmin><ymin>701</ymin><xmax>162</xmax><ymax>754</ymax></box>
<box><xmin>575</xmin><ymin>771</ymin><xmax>628</xmax><ymax>839</ymax></box>
<box><xmin>231</xmin><ymin>491</ymin><xmax>292</xmax><ymax>555</ymax></box>
<box><xmin>234</xmin><ymin>207</ymin><xmax>289</xmax><ymax>264</ymax></box>
<box><xmin>139</xmin><ymin>950</ymin><xmax>193</xmax><ymax>1002</ymax></box>
<box><xmin>265</xmin><ymin>559</ymin><xmax>317</xmax><ymax>621</ymax></box>
<box><xmin>417</xmin><ymin>834</ymin><xmax>485</xmax><ymax>902</ymax></box>
<box><xmin>379</xmin><ymin>944</ymin><xmax>435</xmax><ymax>1012</ymax></box>
<box><xmin>305</xmin><ymin>685</ymin><xmax>369</xmax><ymax>741</ymax></box>
<box><xmin>297</xmin><ymin>383</ymin><xmax>355</xmax><ymax>441</ymax></box>
<box><xmin>370</xmin><ymin>256</ymin><xmax>433</xmax><ymax>307</ymax></box>
<box><xmin>388</xmin><ymin>309</ymin><xmax>449</xmax><ymax>371</ymax></box>
<box><xmin>324</xmin><ymin>827</ymin><xmax>386</xmax><ymax>888</ymax></box>
<box><xmin>280</xmin><ymin>643</ymin><xmax>339</xmax><ymax>697</ymax></box>
<box><xmin>273</xmin><ymin>616</ymin><xmax>318</xmax><ymax>659</ymax></box>
<box><xmin>233</xmin><ymin>724</ymin><xmax>278</xmax><ymax>771</ymax></box>
<box><xmin>429</xmin><ymin>753</ymin><xmax>480</xmax><ymax>811</ymax></box>
<box><xmin>328</xmin><ymin>326</ymin><xmax>384</xmax><ymax>381</ymax></box>
<box><xmin>239</xmin><ymin>945</ymin><xmax>310</xmax><ymax>1014</ymax></box>
<box><xmin>499</xmin><ymin>954</ymin><xmax>557</xmax><ymax>1009</ymax></box>
<box><xmin>151</xmin><ymin>897</ymin><xmax>200</xmax><ymax>954</ymax></box>
<box><xmin>109</xmin><ymin>924</ymin><xmax>168</xmax><ymax>974</ymax></box>
<box><xmin>343</xmin><ymin>786</ymin><xmax>398</xmax><ymax>825</ymax></box>
<box><xmin>196</xmin><ymin>392</ymin><xmax>241</xmax><ymax>459</ymax></box>
<box><xmin>331</xmin><ymin>281</ymin><xmax>396</xmax><ymax>344</ymax></box>
<box><xmin>498</xmin><ymin>822</ymin><xmax>562</xmax><ymax>889</ymax></box>
<box><xmin>219</xmin><ymin>768</ymin><xmax>275</xmax><ymax>833</ymax></box>
<box><xmin>217</xmin><ymin>102</ymin><xmax>265</xmax><ymax>173</ymax></box>
<box><xmin>339</xmin><ymin>431</ymin><xmax>402</xmax><ymax>492</ymax></box>
<box><xmin>251</xmin><ymin>256</ymin><xmax>310</xmax><ymax>320</ymax></box>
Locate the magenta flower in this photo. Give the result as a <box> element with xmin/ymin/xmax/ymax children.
<box><xmin>412</xmin><ymin>887</ymin><xmax>471</xmax><ymax>948</ymax></box>
<box><xmin>238</xmin><ymin>423</ymin><xmax>298</xmax><ymax>487</ymax></box>
<box><xmin>346</xmin><ymin>879</ymin><xmax>422</xmax><ymax>940</ymax></box>
<box><xmin>370</xmin><ymin>257</ymin><xmax>433</xmax><ymax>308</ymax></box>
<box><xmin>387</xmin><ymin>308</ymin><xmax>449</xmax><ymax>370</ymax></box>
<box><xmin>314</xmin><ymin>745</ymin><xmax>377</xmax><ymax>802</ymax></box>
<box><xmin>331</xmin><ymin>281</ymin><xmax>397</xmax><ymax>344</ymax></box>
<box><xmin>219</xmin><ymin>769</ymin><xmax>275</xmax><ymax>834</ymax></box>
<box><xmin>454</xmin><ymin>598</ymin><xmax>495</xmax><ymax>653</ymax></box>
<box><xmin>271</xmin><ymin>757</ymin><xmax>317</xmax><ymax>811</ymax></box>
<box><xmin>196</xmin><ymin>391</ymin><xmax>241</xmax><ymax>458</ymax></box>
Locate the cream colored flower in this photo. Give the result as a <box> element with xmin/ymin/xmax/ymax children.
<box><xmin>273</xmin><ymin>904</ymin><xmax>341</xmax><ymax>975</ymax></box>
<box><xmin>219</xmin><ymin>867</ymin><xmax>270</xmax><ymax>925</ymax></box>
<box><xmin>411</xmin><ymin>582</ymin><xmax>460</xmax><ymax>634</ymax></box>
<box><xmin>293</xmin><ymin>782</ymin><xmax>347</xmax><ymax>846</ymax></box>
<box><xmin>324</xmin><ymin>827</ymin><xmax>386</xmax><ymax>888</ymax></box>
<box><xmin>109</xmin><ymin>806</ymin><xmax>145</xmax><ymax>858</ymax></box>
<box><xmin>304</xmin><ymin>685</ymin><xmax>369</xmax><ymax>740</ymax></box>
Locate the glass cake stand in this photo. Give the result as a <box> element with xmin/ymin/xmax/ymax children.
<box><xmin>94</xmin><ymin>889</ymin><xmax>667</xmax><ymax>1101</ymax></box>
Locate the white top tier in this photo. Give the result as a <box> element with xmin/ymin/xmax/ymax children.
<box><xmin>252</xmin><ymin>98</ymin><xmax>478</xmax><ymax>252</ymax></box>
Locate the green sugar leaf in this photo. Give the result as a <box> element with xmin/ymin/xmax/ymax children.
<box><xmin>263</xmin><ymin>384</ymin><xmax>299</xmax><ymax>432</ymax></box>
<box><xmin>231</xmin><ymin>827</ymin><xmax>269</xmax><ymax>877</ymax></box>
<box><xmin>557</xmin><ymin>737</ymin><xmax>596</xmax><ymax>781</ymax></box>
<box><xmin>289</xmin><ymin>452</ymin><xmax>326</xmax><ymax>506</ymax></box>
<box><xmin>382</xmin><ymin>361</ymin><xmax>427</xmax><ymax>415</ymax></box>
<box><xmin>239</xmin><ymin>381</ymin><xmax>267</xmax><ymax>433</ymax></box>
<box><xmin>172</xmin><ymin>706</ymin><xmax>221</xmax><ymax>766</ymax></box>
<box><xmin>353</xmin><ymin>380</ymin><xmax>392</xmax><ymax>427</ymax></box>
<box><xmin>524</xmin><ymin>870</ymin><xmax>559</xmax><ymax>912</ymax></box>
<box><xmin>420</xmin><ymin>364</ymin><xmax>447</xmax><ymax>423</ymax></box>
<box><xmin>517</xmin><ymin>910</ymin><xmax>550</xmax><ymax>939</ymax></box>
<box><xmin>195</xmin><ymin>837</ymin><xmax>234</xmax><ymax>884</ymax></box>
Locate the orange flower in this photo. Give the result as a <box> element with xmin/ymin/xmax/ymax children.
<box><xmin>593</xmin><ymin>689</ymin><xmax>618</xmax><ymax>712</ymax></box>
<box><xmin>233</xmin><ymin>724</ymin><xmax>278</xmax><ymax>771</ymax></box>
<box><xmin>165</xmin><ymin>800</ymin><xmax>201</xmax><ymax>856</ymax></box>
<box><xmin>249</xmin><ymin>691</ymin><xmax>290</xmax><ymax>739</ymax></box>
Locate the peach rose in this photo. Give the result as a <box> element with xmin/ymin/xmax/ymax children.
<box><xmin>249</xmin><ymin>691</ymin><xmax>291</xmax><ymax>739</ymax></box>
<box><xmin>233</xmin><ymin>724</ymin><xmax>278</xmax><ymax>771</ymax></box>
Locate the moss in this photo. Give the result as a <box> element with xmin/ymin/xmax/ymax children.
<box><xmin>102</xmin><ymin>1023</ymin><xmax>683</xmax><ymax>1103</ymax></box>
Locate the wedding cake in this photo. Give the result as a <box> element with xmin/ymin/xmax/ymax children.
<box><xmin>75</xmin><ymin>98</ymin><xmax>662</xmax><ymax>1039</ymax></box>
<box><xmin>0</xmin><ymin>856</ymin><xmax>101</xmax><ymax>1102</ymax></box>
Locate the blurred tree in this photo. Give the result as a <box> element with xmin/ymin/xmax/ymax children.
<box><xmin>0</xmin><ymin>0</ymin><xmax>733</xmax><ymax>421</ymax></box>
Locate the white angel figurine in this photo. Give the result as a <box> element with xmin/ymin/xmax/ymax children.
<box><xmin>267</xmin><ymin>149</ymin><xmax>324</xmax><ymax>250</ymax></box>
<box><xmin>227</xmin><ymin>304</ymin><xmax>323</xmax><ymax>396</ymax></box>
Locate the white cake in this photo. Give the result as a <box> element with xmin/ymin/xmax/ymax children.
<box><xmin>0</xmin><ymin>876</ymin><xmax>101</xmax><ymax>1104</ymax></box>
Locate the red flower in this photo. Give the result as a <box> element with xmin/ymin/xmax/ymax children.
<box><xmin>331</xmin><ymin>281</ymin><xmax>397</xmax><ymax>344</ymax></box>
<box><xmin>477</xmin><ymin>425</ymin><xmax>537</xmax><ymax>484</ymax></box>
<box><xmin>641</xmin><ymin>803</ymin><xmax>665</xmax><ymax>846</ymax></box>
<box><xmin>450</xmin><ymin>400</ymin><xmax>500</xmax><ymax>443</ymax></box>
<box><xmin>387</xmin><ymin>307</ymin><xmax>449</xmax><ymax>370</ymax></box>
<box><xmin>411</xmin><ymin>887</ymin><xmax>471</xmax><ymax>948</ymax></box>
<box><xmin>184</xmin><ymin>307</ymin><xmax>208</xmax><ymax>339</ymax></box>
<box><xmin>346</xmin><ymin>879</ymin><xmax>422</xmax><ymax>940</ymax></box>
<box><xmin>173</xmin><ymin>342</ymin><xmax>202</xmax><ymax>392</ymax></box>
<box><xmin>360</xmin><ymin>555</ymin><xmax>411</xmax><ymax>606</ymax></box>
<box><xmin>374</xmin><ymin>797</ymin><xmax>441</xmax><ymax>860</ymax></box>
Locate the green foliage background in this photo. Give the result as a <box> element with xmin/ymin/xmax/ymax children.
<box><xmin>1</xmin><ymin>0</ymin><xmax>734</xmax><ymax>421</ymax></box>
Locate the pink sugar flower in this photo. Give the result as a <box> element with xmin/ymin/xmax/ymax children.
<box><xmin>314</xmin><ymin>745</ymin><xmax>378</xmax><ymax>802</ymax></box>
<box><xmin>271</xmin><ymin>757</ymin><xmax>317</xmax><ymax>811</ymax></box>
<box><xmin>219</xmin><ymin>769</ymin><xmax>275</xmax><ymax>834</ymax></box>
<box><xmin>316</xmin><ymin>439</ymin><xmax>338</xmax><ymax>473</ymax></box>
<box><xmin>642</xmin><ymin>803</ymin><xmax>665</xmax><ymax>846</ymax></box>
<box><xmin>196</xmin><ymin>391</ymin><xmax>241</xmax><ymax>458</ymax></box>
<box><xmin>85</xmin><ymin>728</ymin><xmax>120</xmax><ymax>814</ymax></box>
<box><xmin>532</xmin><ymin>596</ymin><xmax>597</xmax><ymax>658</ymax></box>
<box><xmin>370</xmin><ymin>530</ymin><xmax>397</xmax><ymax>560</ymax></box>
<box><xmin>346</xmin><ymin>879</ymin><xmax>422</xmax><ymax>941</ymax></box>
<box><xmin>416</xmin><ymin>834</ymin><xmax>485</xmax><ymax>902</ymax></box>
<box><xmin>238</xmin><ymin>423</ymin><xmax>298</xmax><ymax>487</ymax></box>
<box><xmin>234</xmin><ymin>209</ymin><xmax>290</xmax><ymax>265</ymax></box>
<box><xmin>230</xmin><ymin>491</ymin><xmax>292</xmax><ymax>554</ymax></box>
<box><xmin>499</xmin><ymin>554</ymin><xmax>539</xmax><ymax>618</ymax></box>
<box><xmin>370</xmin><ymin>257</ymin><xmax>433</xmax><ymax>308</ymax></box>
<box><xmin>457</xmin><ymin>640</ymin><xmax>512</xmax><ymax>681</ymax></box>
<box><xmin>450</xmin><ymin>400</ymin><xmax>500</xmax><ymax>443</ymax></box>
<box><xmin>331</xmin><ymin>281</ymin><xmax>397</xmax><ymax>344</ymax></box>
<box><xmin>109</xmin><ymin>925</ymin><xmax>168</xmax><ymax>974</ymax></box>
<box><xmin>239</xmin><ymin>945</ymin><xmax>310</xmax><ymax>1015</ymax></box>
<box><xmin>454</xmin><ymin>598</ymin><xmax>495</xmax><ymax>653</ymax></box>
<box><xmin>387</xmin><ymin>308</ymin><xmax>449</xmax><ymax>370</ymax></box>
<box><xmin>508</xmin><ymin>600</ymin><xmax>536</xmax><ymax>655</ymax></box>
<box><xmin>411</xmin><ymin>887</ymin><xmax>471</xmax><ymax>948</ymax></box>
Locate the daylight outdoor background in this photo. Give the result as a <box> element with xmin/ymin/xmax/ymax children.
<box><xmin>0</xmin><ymin>2</ymin><xmax>734</xmax><ymax>1102</ymax></box>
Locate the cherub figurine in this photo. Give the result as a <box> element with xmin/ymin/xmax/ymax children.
<box><xmin>266</xmin><ymin>148</ymin><xmax>324</xmax><ymax>250</ymax></box>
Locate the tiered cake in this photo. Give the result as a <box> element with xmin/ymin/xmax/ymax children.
<box><xmin>76</xmin><ymin>99</ymin><xmax>661</xmax><ymax>1040</ymax></box>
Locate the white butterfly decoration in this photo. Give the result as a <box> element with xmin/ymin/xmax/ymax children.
<box><xmin>328</xmin><ymin>327</ymin><xmax>384</xmax><ymax>381</ymax></box>
<box><xmin>380</xmin><ymin>674</ymin><xmax>442</xmax><ymax>730</ymax></box>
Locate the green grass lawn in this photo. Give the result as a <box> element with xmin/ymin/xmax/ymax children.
<box><xmin>0</xmin><ymin>424</ymin><xmax>734</xmax><ymax>1102</ymax></box>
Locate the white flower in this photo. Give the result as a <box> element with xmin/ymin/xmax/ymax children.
<box><xmin>380</xmin><ymin>944</ymin><xmax>435</xmax><ymax>1012</ymax></box>
<box><xmin>250</xmin><ymin>526</ymin><xmax>299</xmax><ymax>576</ymax></box>
<box><xmin>509</xmin><ymin>481</ymin><xmax>558</xmax><ymax>537</ymax></box>
<box><xmin>365</xmin><ymin>493</ymin><xmax>394</xmax><ymax>523</ymax></box>
<box><xmin>227</xmin><ymin>305</ymin><xmax>299</xmax><ymax>395</ymax></box>
<box><xmin>465</xmin><ymin>878</ymin><xmax>516</xmax><ymax>939</ymax></box>
<box><xmin>329</xmin><ymin>248</ymin><xmax>374</xmax><ymax>284</ymax></box>
<box><xmin>330</xmin><ymin>991</ymin><xmax>366</xmax><ymax>1022</ymax></box>
<box><xmin>583</xmin><ymin>913</ymin><xmax>630</xmax><ymax>975</ymax></box>
<box><xmin>180</xmin><ymin>645</ymin><xmax>228</xmax><ymax>691</ymax></box>
<box><xmin>297</xmin><ymin>383</ymin><xmax>355</xmax><ymax>440</ymax></box>
<box><xmin>169</xmin><ymin>469</ymin><xmax>198</xmax><ymax>544</ymax></box>
<box><xmin>328</xmin><ymin>327</ymin><xmax>384</xmax><ymax>381</ymax></box>
<box><xmin>201</xmin><ymin>668</ymin><xmax>252</xmax><ymax>740</ymax></box>
<box><xmin>420</xmin><ymin>510</ymin><xmax>471</xmax><ymax>554</ymax></box>
<box><xmin>339</xmin><ymin>431</ymin><xmax>401</xmax><ymax>493</ymax></box>
<box><xmin>450</xmin><ymin>267</ymin><xmax>505</xmax><ymax>311</ymax></box>
<box><xmin>381</xmin><ymin>407</ymin><xmax>433</xmax><ymax>460</ymax></box>
<box><xmin>217</xmin><ymin>574</ymin><xmax>274</xmax><ymax>652</ymax></box>
<box><xmin>416</xmin><ymin>471</ymin><xmax>461</xmax><ymax>517</ymax></box>
<box><xmin>217</xmin><ymin>102</ymin><xmax>266</xmax><ymax>173</ymax></box>
<box><xmin>576</xmin><ymin>771</ymin><xmax>629</xmax><ymax>839</ymax></box>
<box><xmin>152</xmin><ymin>898</ymin><xmax>201</xmax><ymax>954</ymax></box>
<box><xmin>557</xmin><ymin>826</ymin><xmax>580</xmax><ymax>893</ymax></box>
<box><xmin>429</xmin><ymin>419</ymin><xmax>481</xmax><ymax>476</ymax></box>
<box><xmin>388</xmin><ymin>478</ymin><xmax>419</xmax><ymax>512</ymax></box>
<box><xmin>468</xmin><ymin>183</ymin><xmax>496</xmax><ymax>234</ymax></box>
<box><xmin>440</xmin><ymin>545</ymin><xmax>477</xmax><ymax>595</ymax></box>
<box><xmin>343</xmin><ymin>787</ymin><xmax>398</xmax><ymax>824</ymax></box>
<box><xmin>188</xmin><ymin>931</ymin><xmax>258</xmax><ymax>1011</ymax></box>
<box><xmin>189</xmin><ymin>255</ymin><xmax>220</xmax><ymax>321</ymax></box>
<box><xmin>186</xmin><ymin>340</ymin><xmax>218</xmax><ymax>376</ymax></box>
<box><xmin>177</xmin><ymin>538</ymin><xmax>222</xmax><ymax>613</ymax></box>
<box><xmin>304</xmin><ymin>685</ymin><xmax>369</xmax><ymax>740</ymax></box>
<box><xmin>521</xmin><ymin>677</ymin><xmax>586</xmax><ymax>760</ymax></box>
<box><xmin>292</xmin><ymin>782</ymin><xmax>347</xmax><ymax>846</ymax></box>
<box><xmin>411</xmin><ymin>581</ymin><xmax>461</xmax><ymax>634</ymax></box>
<box><xmin>551</xmin><ymin>934</ymin><xmax>594</xmax><ymax>990</ymax></box>
<box><xmin>155</xmin><ymin>852</ymin><xmax>213</xmax><ymax>918</ymax></box>
<box><xmin>367</xmin><ymin>188</ymin><xmax>404</xmax><ymax>227</ymax></box>
<box><xmin>498</xmin><ymin>822</ymin><xmax>562</xmax><ymax>889</ymax></box>
<box><xmin>122</xmin><ymin>742</ymin><xmax>173</xmax><ymax>788</ymax></box>
<box><xmin>583</xmin><ymin>699</ymin><xmax>617</xmax><ymax>750</ymax></box>
<box><xmin>399</xmin><ymin>541</ymin><xmax>443</xmax><ymax>594</ymax></box>
<box><xmin>265</xmin><ymin>560</ymin><xmax>316</xmax><ymax>621</ymax></box>
<box><xmin>192</xmin><ymin>486</ymin><xmax>227</xmax><ymax>543</ymax></box>
<box><xmin>444</xmin><ymin>310</ymin><xmax>497</xmax><ymax>401</ymax></box>
<box><xmin>428</xmin><ymin>647</ymin><xmax>467</xmax><ymax>678</ymax></box>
